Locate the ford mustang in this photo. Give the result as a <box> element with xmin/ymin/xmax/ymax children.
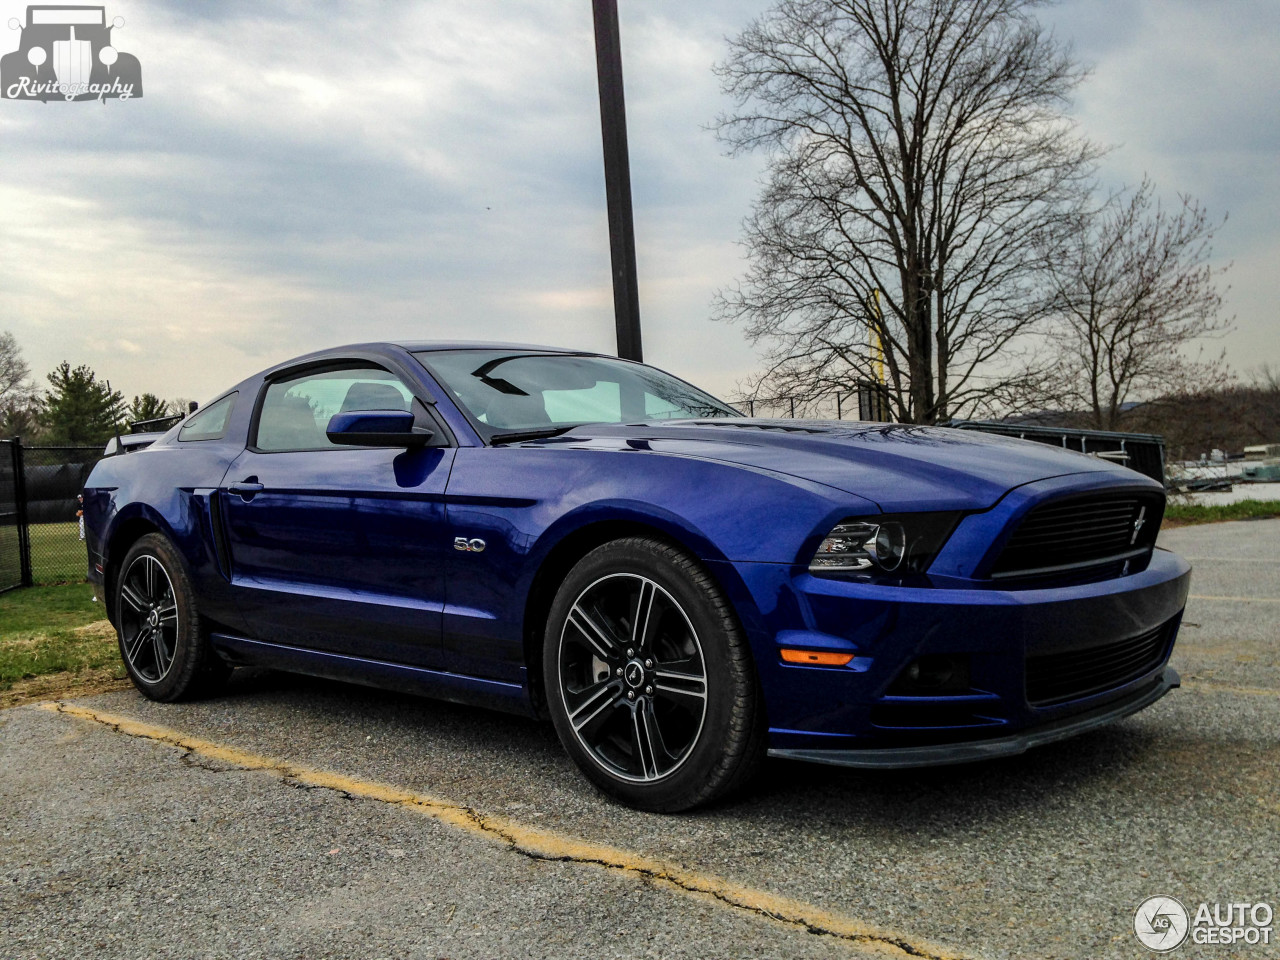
<box><xmin>82</xmin><ymin>342</ymin><xmax>1191</xmax><ymax>811</ymax></box>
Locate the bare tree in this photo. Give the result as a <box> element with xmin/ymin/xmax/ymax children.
<box><xmin>1250</xmin><ymin>362</ymin><xmax>1280</xmax><ymax>394</ymax></box>
<box><xmin>1129</xmin><ymin>374</ymin><xmax>1278</xmax><ymax>462</ymax></box>
<box><xmin>1041</xmin><ymin>179</ymin><xmax>1231</xmax><ymax>430</ymax></box>
<box><xmin>714</xmin><ymin>0</ymin><xmax>1099</xmax><ymax>423</ymax></box>
<box><xmin>0</xmin><ymin>330</ymin><xmax>40</xmax><ymax>438</ymax></box>
<box><xmin>0</xmin><ymin>330</ymin><xmax>31</xmax><ymax>404</ymax></box>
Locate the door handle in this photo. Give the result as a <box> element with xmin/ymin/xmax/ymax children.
<box><xmin>228</xmin><ymin>479</ymin><xmax>264</xmax><ymax>500</ymax></box>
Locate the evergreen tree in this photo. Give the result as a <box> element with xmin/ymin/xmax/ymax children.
<box><xmin>127</xmin><ymin>393</ymin><xmax>174</xmax><ymax>425</ymax></box>
<box><xmin>41</xmin><ymin>362</ymin><xmax>125</xmax><ymax>444</ymax></box>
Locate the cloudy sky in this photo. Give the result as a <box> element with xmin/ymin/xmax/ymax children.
<box><xmin>0</xmin><ymin>0</ymin><xmax>1276</xmax><ymax>406</ymax></box>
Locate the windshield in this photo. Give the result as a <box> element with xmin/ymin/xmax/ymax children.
<box><xmin>414</xmin><ymin>350</ymin><xmax>740</xmax><ymax>436</ymax></box>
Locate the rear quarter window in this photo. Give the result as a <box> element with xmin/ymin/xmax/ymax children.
<box><xmin>178</xmin><ymin>392</ymin><xmax>237</xmax><ymax>442</ymax></box>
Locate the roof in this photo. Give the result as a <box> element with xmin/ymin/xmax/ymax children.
<box><xmin>391</xmin><ymin>341</ymin><xmax>586</xmax><ymax>354</ymax></box>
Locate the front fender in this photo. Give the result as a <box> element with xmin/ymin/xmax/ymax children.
<box><xmin>440</xmin><ymin>445</ymin><xmax>869</xmax><ymax>685</ymax></box>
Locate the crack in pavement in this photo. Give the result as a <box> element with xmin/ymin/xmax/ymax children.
<box><xmin>34</xmin><ymin>700</ymin><xmax>974</xmax><ymax>960</ymax></box>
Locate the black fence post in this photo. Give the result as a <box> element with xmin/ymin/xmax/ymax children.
<box><xmin>12</xmin><ymin>436</ymin><xmax>32</xmax><ymax>588</ymax></box>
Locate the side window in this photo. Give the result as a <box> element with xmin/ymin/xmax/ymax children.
<box><xmin>178</xmin><ymin>392</ymin><xmax>237</xmax><ymax>442</ymax></box>
<box><xmin>255</xmin><ymin>366</ymin><xmax>414</xmax><ymax>453</ymax></box>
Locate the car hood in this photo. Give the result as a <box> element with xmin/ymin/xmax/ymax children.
<box><xmin>548</xmin><ymin>420</ymin><xmax>1139</xmax><ymax>512</ymax></box>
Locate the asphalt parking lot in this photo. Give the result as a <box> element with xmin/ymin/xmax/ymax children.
<box><xmin>3</xmin><ymin>519</ymin><xmax>1278</xmax><ymax>960</ymax></box>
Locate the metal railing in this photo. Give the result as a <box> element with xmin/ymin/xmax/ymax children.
<box><xmin>736</xmin><ymin>381</ymin><xmax>892</xmax><ymax>421</ymax></box>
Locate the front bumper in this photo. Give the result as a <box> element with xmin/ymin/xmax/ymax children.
<box><xmin>769</xmin><ymin>666</ymin><xmax>1179</xmax><ymax>768</ymax></box>
<box><xmin>717</xmin><ymin>546</ymin><xmax>1191</xmax><ymax>759</ymax></box>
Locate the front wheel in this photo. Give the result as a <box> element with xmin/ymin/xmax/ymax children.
<box><xmin>543</xmin><ymin>538</ymin><xmax>764</xmax><ymax>812</ymax></box>
<box><xmin>114</xmin><ymin>532</ymin><xmax>229</xmax><ymax>702</ymax></box>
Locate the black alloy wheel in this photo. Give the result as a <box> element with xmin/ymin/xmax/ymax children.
<box><xmin>118</xmin><ymin>552</ymin><xmax>178</xmax><ymax>683</ymax></box>
<box><xmin>559</xmin><ymin>571</ymin><xmax>709</xmax><ymax>783</ymax></box>
<box><xmin>544</xmin><ymin>537</ymin><xmax>764</xmax><ymax>811</ymax></box>
<box><xmin>114</xmin><ymin>533</ymin><xmax>230</xmax><ymax>702</ymax></box>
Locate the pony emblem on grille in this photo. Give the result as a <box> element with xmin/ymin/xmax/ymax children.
<box><xmin>1131</xmin><ymin>505</ymin><xmax>1147</xmax><ymax>545</ymax></box>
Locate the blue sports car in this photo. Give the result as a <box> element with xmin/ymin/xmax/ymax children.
<box><xmin>82</xmin><ymin>342</ymin><xmax>1191</xmax><ymax>811</ymax></box>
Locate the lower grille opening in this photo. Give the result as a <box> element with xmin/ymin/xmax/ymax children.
<box><xmin>1026</xmin><ymin>621</ymin><xmax>1172</xmax><ymax>706</ymax></box>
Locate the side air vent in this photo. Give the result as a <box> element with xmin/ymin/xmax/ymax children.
<box><xmin>990</xmin><ymin>493</ymin><xmax>1164</xmax><ymax>580</ymax></box>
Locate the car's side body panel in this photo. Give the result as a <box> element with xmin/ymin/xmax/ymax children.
<box><xmin>84</xmin><ymin>434</ymin><xmax>249</xmax><ymax>633</ymax></box>
<box><xmin>220</xmin><ymin>445</ymin><xmax>455</xmax><ymax>668</ymax></box>
<box><xmin>437</xmin><ymin>443</ymin><xmax>865</xmax><ymax>683</ymax></box>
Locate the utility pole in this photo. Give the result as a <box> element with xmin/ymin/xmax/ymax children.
<box><xmin>591</xmin><ymin>0</ymin><xmax>643</xmax><ymax>362</ymax></box>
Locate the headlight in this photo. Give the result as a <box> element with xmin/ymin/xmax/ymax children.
<box><xmin>99</xmin><ymin>45</ymin><xmax>118</xmax><ymax>66</ymax></box>
<box><xmin>27</xmin><ymin>46</ymin><xmax>46</xmax><ymax>66</ymax></box>
<box><xmin>809</xmin><ymin>512</ymin><xmax>960</xmax><ymax>577</ymax></box>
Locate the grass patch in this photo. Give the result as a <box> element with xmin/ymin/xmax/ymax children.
<box><xmin>0</xmin><ymin>582</ymin><xmax>121</xmax><ymax>691</ymax></box>
<box><xmin>1163</xmin><ymin>499</ymin><xmax>1280</xmax><ymax>527</ymax></box>
<box><xmin>27</xmin><ymin>520</ymin><xmax>89</xmax><ymax>584</ymax></box>
<box><xmin>0</xmin><ymin>520</ymin><xmax>88</xmax><ymax>585</ymax></box>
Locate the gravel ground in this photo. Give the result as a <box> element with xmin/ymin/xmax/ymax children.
<box><xmin>2</xmin><ymin>519</ymin><xmax>1277</xmax><ymax>960</ymax></box>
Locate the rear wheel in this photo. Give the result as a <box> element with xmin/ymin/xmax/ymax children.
<box><xmin>543</xmin><ymin>537</ymin><xmax>764</xmax><ymax>812</ymax></box>
<box><xmin>114</xmin><ymin>533</ymin><xmax>230</xmax><ymax>702</ymax></box>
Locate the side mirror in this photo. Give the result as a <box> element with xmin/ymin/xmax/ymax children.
<box><xmin>326</xmin><ymin>409</ymin><xmax>432</xmax><ymax>447</ymax></box>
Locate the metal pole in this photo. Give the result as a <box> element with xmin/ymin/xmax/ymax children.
<box><xmin>591</xmin><ymin>0</ymin><xmax>643</xmax><ymax>362</ymax></box>
<box><xmin>12</xmin><ymin>437</ymin><xmax>32</xmax><ymax>588</ymax></box>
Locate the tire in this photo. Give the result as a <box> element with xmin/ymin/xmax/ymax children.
<box><xmin>543</xmin><ymin>537</ymin><xmax>765</xmax><ymax>812</ymax></box>
<box><xmin>114</xmin><ymin>532</ymin><xmax>230</xmax><ymax>702</ymax></box>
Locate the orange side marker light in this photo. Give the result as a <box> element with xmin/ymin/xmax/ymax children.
<box><xmin>780</xmin><ymin>649</ymin><xmax>854</xmax><ymax>666</ymax></box>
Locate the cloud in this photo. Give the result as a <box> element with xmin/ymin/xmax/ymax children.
<box><xmin>1042</xmin><ymin>0</ymin><xmax>1280</xmax><ymax>375</ymax></box>
<box><xmin>0</xmin><ymin>0</ymin><xmax>1274</xmax><ymax>405</ymax></box>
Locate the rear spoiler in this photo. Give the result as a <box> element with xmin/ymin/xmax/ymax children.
<box><xmin>103</xmin><ymin>432</ymin><xmax>166</xmax><ymax>456</ymax></box>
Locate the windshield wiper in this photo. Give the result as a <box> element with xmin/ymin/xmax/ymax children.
<box><xmin>487</xmin><ymin>425</ymin><xmax>582</xmax><ymax>445</ymax></box>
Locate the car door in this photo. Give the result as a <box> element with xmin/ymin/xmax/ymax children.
<box><xmin>219</xmin><ymin>361</ymin><xmax>454</xmax><ymax>668</ymax></box>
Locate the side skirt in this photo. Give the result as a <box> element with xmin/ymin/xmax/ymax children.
<box><xmin>210</xmin><ymin>633</ymin><xmax>537</xmax><ymax>718</ymax></box>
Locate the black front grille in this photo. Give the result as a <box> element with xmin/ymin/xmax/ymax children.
<box><xmin>991</xmin><ymin>493</ymin><xmax>1163</xmax><ymax>579</ymax></box>
<box><xmin>1026</xmin><ymin>622</ymin><xmax>1171</xmax><ymax>706</ymax></box>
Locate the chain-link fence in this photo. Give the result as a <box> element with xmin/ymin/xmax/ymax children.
<box><xmin>23</xmin><ymin>444</ymin><xmax>104</xmax><ymax>583</ymax></box>
<box><xmin>1</xmin><ymin>439</ymin><xmax>104</xmax><ymax>588</ymax></box>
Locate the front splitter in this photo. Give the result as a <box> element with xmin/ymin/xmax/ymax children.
<box><xmin>768</xmin><ymin>667</ymin><xmax>1180</xmax><ymax>769</ymax></box>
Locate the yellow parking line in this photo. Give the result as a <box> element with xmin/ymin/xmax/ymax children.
<box><xmin>1188</xmin><ymin>594</ymin><xmax>1280</xmax><ymax>603</ymax></box>
<box><xmin>37</xmin><ymin>701</ymin><xmax>970</xmax><ymax>960</ymax></box>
